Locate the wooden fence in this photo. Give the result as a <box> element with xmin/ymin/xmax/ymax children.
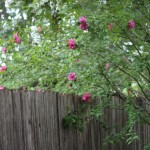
<box><xmin>0</xmin><ymin>90</ymin><xmax>149</xmax><ymax>150</ymax></box>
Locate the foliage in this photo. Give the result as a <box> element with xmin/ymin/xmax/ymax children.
<box><xmin>62</xmin><ymin>112</ymin><xmax>84</xmax><ymax>132</ymax></box>
<box><xmin>0</xmin><ymin>0</ymin><xmax>150</xmax><ymax>147</ymax></box>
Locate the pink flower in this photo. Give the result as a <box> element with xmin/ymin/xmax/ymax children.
<box><xmin>79</xmin><ymin>16</ymin><xmax>88</xmax><ymax>30</ymax></box>
<box><xmin>15</xmin><ymin>37</ymin><xmax>22</xmax><ymax>44</ymax></box>
<box><xmin>82</xmin><ymin>92</ymin><xmax>91</xmax><ymax>102</ymax></box>
<box><xmin>68</xmin><ymin>38</ymin><xmax>76</xmax><ymax>49</ymax></box>
<box><xmin>79</xmin><ymin>16</ymin><xmax>87</xmax><ymax>23</ymax></box>
<box><xmin>67</xmin><ymin>72</ymin><xmax>76</xmax><ymax>81</ymax></box>
<box><xmin>13</xmin><ymin>33</ymin><xmax>22</xmax><ymax>44</ymax></box>
<box><xmin>0</xmin><ymin>66</ymin><xmax>7</xmax><ymax>72</ymax></box>
<box><xmin>79</xmin><ymin>23</ymin><xmax>88</xmax><ymax>30</ymax></box>
<box><xmin>108</xmin><ymin>24</ymin><xmax>113</xmax><ymax>30</ymax></box>
<box><xmin>128</xmin><ymin>20</ymin><xmax>135</xmax><ymax>29</ymax></box>
<box><xmin>2</xmin><ymin>47</ymin><xmax>6</xmax><ymax>54</ymax></box>
<box><xmin>2</xmin><ymin>66</ymin><xmax>7</xmax><ymax>70</ymax></box>
<box><xmin>105</xmin><ymin>63</ymin><xmax>110</xmax><ymax>69</ymax></box>
<box><xmin>0</xmin><ymin>86</ymin><xmax>4</xmax><ymax>90</ymax></box>
<box><xmin>13</xmin><ymin>33</ymin><xmax>19</xmax><ymax>39</ymax></box>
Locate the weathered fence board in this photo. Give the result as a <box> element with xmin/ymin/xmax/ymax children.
<box><xmin>0</xmin><ymin>90</ymin><xmax>149</xmax><ymax>150</ymax></box>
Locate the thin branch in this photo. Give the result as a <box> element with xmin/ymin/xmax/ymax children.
<box><xmin>114</xmin><ymin>64</ymin><xmax>150</xmax><ymax>101</ymax></box>
<box><xmin>99</xmin><ymin>66</ymin><xmax>126</xmax><ymax>102</ymax></box>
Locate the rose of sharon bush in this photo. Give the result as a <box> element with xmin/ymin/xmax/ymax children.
<box><xmin>128</xmin><ymin>20</ymin><xmax>135</xmax><ymax>29</ymax></box>
<box><xmin>13</xmin><ymin>33</ymin><xmax>22</xmax><ymax>44</ymax></box>
<box><xmin>0</xmin><ymin>86</ymin><xmax>4</xmax><ymax>90</ymax></box>
<box><xmin>82</xmin><ymin>93</ymin><xmax>91</xmax><ymax>102</ymax></box>
<box><xmin>67</xmin><ymin>72</ymin><xmax>76</xmax><ymax>81</ymax></box>
<box><xmin>68</xmin><ymin>38</ymin><xmax>76</xmax><ymax>49</ymax></box>
<box><xmin>2</xmin><ymin>47</ymin><xmax>6</xmax><ymax>54</ymax></box>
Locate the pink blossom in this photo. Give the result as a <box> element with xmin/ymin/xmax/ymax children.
<box><xmin>15</xmin><ymin>37</ymin><xmax>22</xmax><ymax>44</ymax></box>
<box><xmin>79</xmin><ymin>23</ymin><xmax>88</xmax><ymax>30</ymax></box>
<box><xmin>13</xmin><ymin>33</ymin><xmax>19</xmax><ymax>39</ymax></box>
<box><xmin>79</xmin><ymin>16</ymin><xmax>88</xmax><ymax>30</ymax></box>
<box><xmin>0</xmin><ymin>86</ymin><xmax>4</xmax><ymax>90</ymax></box>
<box><xmin>2</xmin><ymin>47</ymin><xmax>7</xmax><ymax>54</ymax></box>
<box><xmin>0</xmin><ymin>66</ymin><xmax>7</xmax><ymax>72</ymax></box>
<box><xmin>79</xmin><ymin>16</ymin><xmax>87</xmax><ymax>23</ymax></box>
<box><xmin>105</xmin><ymin>63</ymin><xmax>110</xmax><ymax>69</ymax></box>
<box><xmin>82</xmin><ymin>92</ymin><xmax>91</xmax><ymax>102</ymax></box>
<box><xmin>2</xmin><ymin>66</ymin><xmax>7</xmax><ymax>70</ymax></box>
<box><xmin>108</xmin><ymin>24</ymin><xmax>113</xmax><ymax>30</ymax></box>
<box><xmin>13</xmin><ymin>33</ymin><xmax>22</xmax><ymax>44</ymax></box>
<box><xmin>67</xmin><ymin>72</ymin><xmax>76</xmax><ymax>81</ymax></box>
<box><xmin>128</xmin><ymin>20</ymin><xmax>135</xmax><ymax>29</ymax></box>
<box><xmin>68</xmin><ymin>38</ymin><xmax>76</xmax><ymax>49</ymax></box>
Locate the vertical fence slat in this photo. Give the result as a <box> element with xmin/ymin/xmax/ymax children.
<box><xmin>57</xmin><ymin>93</ymin><xmax>76</xmax><ymax>150</ymax></box>
<box><xmin>0</xmin><ymin>90</ymin><xmax>8</xmax><ymax>150</ymax></box>
<box><xmin>35</xmin><ymin>91</ymin><xmax>44</xmax><ymax>150</ymax></box>
<box><xmin>47</xmin><ymin>91</ymin><xmax>59</xmax><ymax>150</ymax></box>
<box><xmin>3</xmin><ymin>90</ymin><xmax>14</xmax><ymax>150</ymax></box>
<box><xmin>43</xmin><ymin>91</ymin><xmax>52</xmax><ymax>150</ymax></box>
<box><xmin>22</xmin><ymin>91</ymin><xmax>35</xmax><ymax>150</ymax></box>
<box><xmin>12</xmin><ymin>90</ymin><xmax>24</xmax><ymax>150</ymax></box>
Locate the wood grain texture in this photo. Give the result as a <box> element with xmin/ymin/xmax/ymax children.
<box><xmin>0</xmin><ymin>89</ymin><xmax>149</xmax><ymax>150</ymax></box>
